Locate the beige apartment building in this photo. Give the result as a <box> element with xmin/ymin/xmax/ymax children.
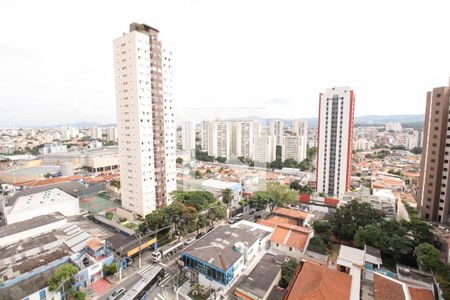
<box><xmin>418</xmin><ymin>80</ymin><xmax>450</xmax><ymax>223</ymax></box>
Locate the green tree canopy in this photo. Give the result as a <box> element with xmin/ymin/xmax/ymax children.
<box><xmin>416</xmin><ymin>243</ymin><xmax>442</xmax><ymax>272</ymax></box>
<box><xmin>279</xmin><ymin>259</ymin><xmax>298</xmax><ymax>288</ymax></box>
<box><xmin>307</xmin><ymin>236</ymin><xmax>327</xmax><ymax>255</ymax></box>
<box><xmin>48</xmin><ymin>263</ymin><xmax>79</xmax><ymax>293</ymax></box>
<box><xmin>329</xmin><ymin>201</ymin><xmax>383</xmax><ymax>241</ymax></box>
<box><xmin>266</xmin><ymin>182</ymin><xmax>298</xmax><ymax>211</ymax></box>
<box><xmin>222</xmin><ymin>188</ymin><xmax>233</xmax><ymax>205</ymax></box>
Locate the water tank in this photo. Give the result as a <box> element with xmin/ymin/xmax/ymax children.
<box><xmin>234</xmin><ymin>242</ymin><xmax>245</xmax><ymax>253</ymax></box>
<box><xmin>60</xmin><ymin>162</ymin><xmax>74</xmax><ymax>176</ymax></box>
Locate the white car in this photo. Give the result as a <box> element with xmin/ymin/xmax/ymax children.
<box><xmin>184</xmin><ymin>237</ymin><xmax>196</xmax><ymax>245</ymax></box>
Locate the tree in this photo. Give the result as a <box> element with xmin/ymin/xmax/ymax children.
<box><xmin>290</xmin><ymin>180</ymin><xmax>302</xmax><ymax>191</ymax></box>
<box><xmin>307</xmin><ymin>237</ymin><xmax>327</xmax><ymax>254</ymax></box>
<box><xmin>176</xmin><ymin>157</ymin><xmax>183</xmax><ymax>164</ymax></box>
<box><xmin>329</xmin><ymin>201</ymin><xmax>383</xmax><ymax>241</ymax></box>
<box><xmin>194</xmin><ymin>170</ymin><xmax>202</xmax><ymax>179</ymax></box>
<box><xmin>216</xmin><ymin>156</ymin><xmax>227</xmax><ymax>163</ymax></box>
<box><xmin>312</xmin><ymin>220</ymin><xmax>331</xmax><ymax>244</ymax></box>
<box><xmin>207</xmin><ymin>206</ymin><xmax>226</xmax><ymax>228</ymax></box>
<box><xmin>48</xmin><ymin>263</ymin><xmax>79</xmax><ymax>295</ymax></box>
<box><xmin>249</xmin><ymin>191</ymin><xmax>272</xmax><ymax>210</ymax></box>
<box><xmin>279</xmin><ymin>259</ymin><xmax>297</xmax><ymax>288</ymax></box>
<box><xmin>222</xmin><ymin>188</ymin><xmax>233</xmax><ymax>205</ymax></box>
<box><xmin>103</xmin><ymin>263</ymin><xmax>117</xmax><ymax>276</ymax></box>
<box><xmin>416</xmin><ymin>243</ymin><xmax>443</xmax><ymax>272</ymax></box>
<box><xmin>410</xmin><ymin>147</ymin><xmax>422</xmax><ymax>155</ymax></box>
<box><xmin>110</xmin><ymin>179</ymin><xmax>121</xmax><ymax>189</ymax></box>
<box><xmin>266</xmin><ymin>182</ymin><xmax>298</xmax><ymax>212</ymax></box>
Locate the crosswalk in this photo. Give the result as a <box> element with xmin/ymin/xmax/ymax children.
<box><xmin>154</xmin><ymin>293</ymin><xmax>167</xmax><ymax>300</ymax></box>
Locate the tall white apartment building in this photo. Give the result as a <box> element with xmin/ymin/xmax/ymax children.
<box><xmin>113</xmin><ymin>23</ymin><xmax>176</xmax><ymax>217</ymax></box>
<box><xmin>282</xmin><ymin>135</ymin><xmax>307</xmax><ymax>162</ymax></box>
<box><xmin>316</xmin><ymin>87</ymin><xmax>355</xmax><ymax>198</ymax></box>
<box><xmin>91</xmin><ymin>127</ymin><xmax>103</xmax><ymax>140</ymax></box>
<box><xmin>107</xmin><ymin>127</ymin><xmax>118</xmax><ymax>142</ymax></box>
<box><xmin>385</xmin><ymin>122</ymin><xmax>402</xmax><ymax>132</ymax></box>
<box><xmin>291</xmin><ymin>119</ymin><xmax>308</xmax><ymax>136</ymax></box>
<box><xmin>253</xmin><ymin>120</ymin><xmax>261</xmax><ymax>136</ymax></box>
<box><xmin>253</xmin><ymin>135</ymin><xmax>277</xmax><ymax>163</ymax></box>
<box><xmin>269</xmin><ymin>119</ymin><xmax>284</xmax><ymax>146</ymax></box>
<box><xmin>181</xmin><ymin>120</ymin><xmax>196</xmax><ymax>153</ymax></box>
<box><xmin>200</xmin><ymin>120</ymin><xmax>211</xmax><ymax>153</ymax></box>
<box><xmin>405</xmin><ymin>131</ymin><xmax>418</xmax><ymax>150</ymax></box>
<box><xmin>201</xmin><ymin>120</ymin><xmax>231</xmax><ymax>160</ymax></box>
<box><xmin>232</xmin><ymin>121</ymin><xmax>254</xmax><ymax>159</ymax></box>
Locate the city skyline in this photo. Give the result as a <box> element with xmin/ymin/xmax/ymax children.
<box><xmin>2</xmin><ymin>0</ymin><xmax>450</xmax><ymax>126</ymax></box>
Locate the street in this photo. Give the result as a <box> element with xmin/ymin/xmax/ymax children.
<box><xmin>97</xmin><ymin>237</ymin><xmax>192</xmax><ymax>300</ymax></box>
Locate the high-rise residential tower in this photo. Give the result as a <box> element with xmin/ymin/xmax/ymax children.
<box><xmin>316</xmin><ymin>87</ymin><xmax>355</xmax><ymax>198</ymax></box>
<box><xmin>418</xmin><ymin>81</ymin><xmax>450</xmax><ymax>223</ymax></box>
<box><xmin>201</xmin><ymin>120</ymin><xmax>231</xmax><ymax>160</ymax></box>
<box><xmin>181</xmin><ymin>120</ymin><xmax>196</xmax><ymax>154</ymax></box>
<box><xmin>231</xmin><ymin>121</ymin><xmax>254</xmax><ymax>159</ymax></box>
<box><xmin>253</xmin><ymin>135</ymin><xmax>277</xmax><ymax>163</ymax></box>
<box><xmin>113</xmin><ymin>23</ymin><xmax>176</xmax><ymax>217</ymax></box>
<box><xmin>269</xmin><ymin>119</ymin><xmax>284</xmax><ymax>146</ymax></box>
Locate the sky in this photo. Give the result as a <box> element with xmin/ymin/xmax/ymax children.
<box><xmin>0</xmin><ymin>0</ymin><xmax>450</xmax><ymax>126</ymax></box>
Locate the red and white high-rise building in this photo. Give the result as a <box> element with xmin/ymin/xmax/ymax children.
<box><xmin>113</xmin><ymin>23</ymin><xmax>176</xmax><ymax>217</ymax></box>
<box><xmin>316</xmin><ymin>87</ymin><xmax>355</xmax><ymax>197</ymax></box>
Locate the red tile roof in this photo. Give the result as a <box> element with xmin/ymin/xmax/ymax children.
<box><xmin>408</xmin><ymin>287</ymin><xmax>435</xmax><ymax>300</ymax></box>
<box><xmin>285</xmin><ymin>261</ymin><xmax>352</xmax><ymax>300</ymax></box>
<box><xmin>374</xmin><ymin>273</ymin><xmax>405</xmax><ymax>300</ymax></box>
<box><xmin>270</xmin><ymin>223</ymin><xmax>311</xmax><ymax>250</ymax></box>
<box><xmin>273</xmin><ymin>207</ymin><xmax>309</xmax><ymax>220</ymax></box>
<box><xmin>257</xmin><ymin>216</ymin><xmax>297</xmax><ymax>228</ymax></box>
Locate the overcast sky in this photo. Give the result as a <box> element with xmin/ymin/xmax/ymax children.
<box><xmin>1</xmin><ymin>0</ymin><xmax>449</xmax><ymax>126</ymax></box>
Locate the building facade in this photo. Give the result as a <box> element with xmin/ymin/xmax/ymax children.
<box><xmin>282</xmin><ymin>135</ymin><xmax>307</xmax><ymax>162</ymax></box>
<box><xmin>252</xmin><ymin>135</ymin><xmax>276</xmax><ymax>163</ymax></box>
<box><xmin>113</xmin><ymin>23</ymin><xmax>176</xmax><ymax>217</ymax></box>
<box><xmin>418</xmin><ymin>81</ymin><xmax>450</xmax><ymax>223</ymax></box>
<box><xmin>269</xmin><ymin>119</ymin><xmax>284</xmax><ymax>146</ymax></box>
<box><xmin>181</xmin><ymin>120</ymin><xmax>195</xmax><ymax>153</ymax></box>
<box><xmin>316</xmin><ymin>87</ymin><xmax>355</xmax><ymax>198</ymax></box>
<box><xmin>232</xmin><ymin>121</ymin><xmax>254</xmax><ymax>159</ymax></box>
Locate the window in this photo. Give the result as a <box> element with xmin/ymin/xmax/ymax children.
<box><xmin>289</xmin><ymin>247</ymin><xmax>293</xmax><ymax>251</ymax></box>
<box><xmin>39</xmin><ymin>290</ymin><xmax>46</xmax><ymax>300</ymax></box>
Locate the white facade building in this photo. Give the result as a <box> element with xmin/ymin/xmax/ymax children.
<box><xmin>316</xmin><ymin>86</ymin><xmax>355</xmax><ymax>198</ymax></box>
<box><xmin>282</xmin><ymin>135</ymin><xmax>307</xmax><ymax>162</ymax></box>
<box><xmin>181</xmin><ymin>120</ymin><xmax>196</xmax><ymax>153</ymax></box>
<box><xmin>252</xmin><ymin>135</ymin><xmax>277</xmax><ymax>163</ymax></box>
<box><xmin>385</xmin><ymin>122</ymin><xmax>402</xmax><ymax>132</ymax></box>
<box><xmin>106</xmin><ymin>127</ymin><xmax>118</xmax><ymax>142</ymax></box>
<box><xmin>201</xmin><ymin>120</ymin><xmax>231</xmax><ymax>160</ymax></box>
<box><xmin>3</xmin><ymin>188</ymin><xmax>80</xmax><ymax>224</ymax></box>
<box><xmin>292</xmin><ymin>119</ymin><xmax>308</xmax><ymax>137</ymax></box>
<box><xmin>269</xmin><ymin>119</ymin><xmax>284</xmax><ymax>146</ymax></box>
<box><xmin>91</xmin><ymin>127</ymin><xmax>103</xmax><ymax>140</ymax></box>
<box><xmin>232</xmin><ymin>121</ymin><xmax>254</xmax><ymax>159</ymax></box>
<box><xmin>113</xmin><ymin>23</ymin><xmax>176</xmax><ymax>217</ymax></box>
<box><xmin>42</xmin><ymin>143</ymin><xmax>67</xmax><ymax>154</ymax></box>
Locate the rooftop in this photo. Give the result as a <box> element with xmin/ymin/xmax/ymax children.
<box><xmin>183</xmin><ymin>224</ymin><xmax>270</xmax><ymax>271</ymax></box>
<box><xmin>8</xmin><ymin>187</ymin><xmax>77</xmax><ymax>215</ymax></box>
<box><xmin>270</xmin><ymin>223</ymin><xmax>311</xmax><ymax>250</ymax></box>
<box><xmin>235</xmin><ymin>254</ymin><xmax>282</xmax><ymax>299</ymax></box>
<box><xmin>373</xmin><ymin>272</ymin><xmax>434</xmax><ymax>300</ymax></box>
<box><xmin>272</xmin><ymin>207</ymin><xmax>310</xmax><ymax>220</ymax></box>
<box><xmin>0</xmin><ymin>212</ymin><xmax>65</xmax><ymax>238</ymax></box>
<box><xmin>286</xmin><ymin>261</ymin><xmax>352</xmax><ymax>300</ymax></box>
<box><xmin>338</xmin><ymin>245</ymin><xmax>365</xmax><ymax>266</ymax></box>
<box><xmin>0</xmin><ymin>266</ymin><xmax>59</xmax><ymax>300</ymax></box>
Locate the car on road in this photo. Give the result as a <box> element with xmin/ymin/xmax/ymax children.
<box><xmin>196</xmin><ymin>232</ymin><xmax>206</xmax><ymax>239</ymax></box>
<box><xmin>109</xmin><ymin>287</ymin><xmax>126</xmax><ymax>300</ymax></box>
<box><xmin>235</xmin><ymin>213</ymin><xmax>244</xmax><ymax>220</ymax></box>
<box><xmin>184</xmin><ymin>237</ymin><xmax>195</xmax><ymax>245</ymax></box>
<box><xmin>248</xmin><ymin>209</ymin><xmax>255</xmax><ymax>215</ymax></box>
<box><xmin>228</xmin><ymin>218</ymin><xmax>237</xmax><ymax>224</ymax></box>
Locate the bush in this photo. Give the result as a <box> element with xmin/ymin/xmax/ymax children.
<box><xmin>119</xmin><ymin>217</ymin><xmax>127</xmax><ymax>223</ymax></box>
<box><xmin>307</xmin><ymin>237</ymin><xmax>327</xmax><ymax>254</ymax></box>
<box><xmin>103</xmin><ymin>263</ymin><xmax>117</xmax><ymax>276</ymax></box>
<box><xmin>279</xmin><ymin>259</ymin><xmax>297</xmax><ymax>288</ymax></box>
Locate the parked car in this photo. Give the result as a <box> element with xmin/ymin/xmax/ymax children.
<box><xmin>109</xmin><ymin>287</ymin><xmax>126</xmax><ymax>300</ymax></box>
<box><xmin>235</xmin><ymin>213</ymin><xmax>244</xmax><ymax>220</ymax></box>
<box><xmin>196</xmin><ymin>232</ymin><xmax>206</xmax><ymax>239</ymax></box>
<box><xmin>184</xmin><ymin>237</ymin><xmax>196</xmax><ymax>245</ymax></box>
<box><xmin>248</xmin><ymin>209</ymin><xmax>255</xmax><ymax>215</ymax></box>
<box><xmin>228</xmin><ymin>218</ymin><xmax>237</xmax><ymax>224</ymax></box>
